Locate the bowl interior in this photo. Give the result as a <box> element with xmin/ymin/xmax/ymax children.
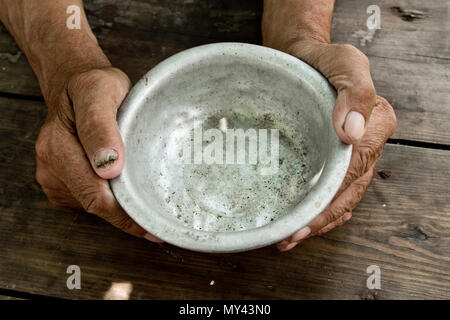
<box><xmin>111</xmin><ymin>43</ymin><xmax>351</xmax><ymax>252</ymax></box>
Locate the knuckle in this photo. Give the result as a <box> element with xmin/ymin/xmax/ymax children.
<box><xmin>357</xmin><ymin>133</ymin><xmax>388</xmax><ymax>172</ymax></box>
<box><xmin>357</xmin><ymin>146</ymin><xmax>380</xmax><ymax>172</ymax></box>
<box><xmin>376</xmin><ymin>96</ymin><xmax>398</xmax><ymax>135</ymax></box>
<box><xmin>352</xmin><ymin>178</ymin><xmax>369</xmax><ymax>201</ymax></box>
<box><xmin>35</xmin><ymin>127</ymin><xmax>51</xmax><ymax>163</ymax></box>
<box><xmin>316</xmin><ymin>211</ymin><xmax>352</xmax><ymax>236</ymax></box>
<box><xmin>390</xmin><ymin>108</ymin><xmax>398</xmax><ymax>133</ymax></box>
<box><xmin>342</xmin><ymin>151</ymin><xmax>369</xmax><ymax>186</ymax></box>
<box><xmin>324</xmin><ymin>206</ymin><xmax>348</xmax><ymax>226</ymax></box>
<box><xmin>390</xmin><ymin>112</ymin><xmax>398</xmax><ymax>136</ymax></box>
<box><xmin>35</xmin><ymin>169</ymin><xmax>48</xmax><ymax>188</ymax></box>
<box><xmin>41</xmin><ymin>187</ymin><xmax>61</xmax><ymax>207</ymax></box>
<box><xmin>78</xmin><ymin>187</ymin><xmax>109</xmax><ymax>215</ymax></box>
<box><xmin>344</xmin><ymin>162</ymin><xmax>364</xmax><ymax>185</ymax></box>
<box><xmin>347</xmin><ymin>169</ymin><xmax>374</xmax><ymax>208</ymax></box>
<box><xmin>109</xmin><ymin>214</ymin><xmax>135</xmax><ymax>233</ymax></box>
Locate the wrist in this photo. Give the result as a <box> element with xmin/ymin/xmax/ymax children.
<box><xmin>24</xmin><ymin>11</ymin><xmax>110</xmax><ymax>102</ymax></box>
<box><xmin>29</xmin><ymin>31</ymin><xmax>111</xmax><ymax>102</ymax></box>
<box><xmin>262</xmin><ymin>0</ymin><xmax>335</xmax><ymax>52</ymax></box>
<box><xmin>0</xmin><ymin>0</ymin><xmax>111</xmax><ymax>101</ymax></box>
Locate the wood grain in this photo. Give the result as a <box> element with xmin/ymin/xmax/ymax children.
<box><xmin>0</xmin><ymin>0</ymin><xmax>449</xmax><ymax>143</ymax></box>
<box><xmin>0</xmin><ymin>96</ymin><xmax>448</xmax><ymax>300</ymax></box>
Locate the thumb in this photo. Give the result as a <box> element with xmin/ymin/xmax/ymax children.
<box><xmin>69</xmin><ymin>68</ymin><xmax>131</xmax><ymax>179</ymax></box>
<box><xmin>290</xmin><ymin>41</ymin><xmax>377</xmax><ymax>144</ymax></box>
<box><xmin>316</xmin><ymin>44</ymin><xmax>376</xmax><ymax>144</ymax></box>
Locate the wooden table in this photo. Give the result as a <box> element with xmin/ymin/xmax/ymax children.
<box><xmin>0</xmin><ymin>0</ymin><xmax>449</xmax><ymax>300</ymax></box>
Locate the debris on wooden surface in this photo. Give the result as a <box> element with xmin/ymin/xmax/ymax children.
<box><xmin>0</xmin><ymin>51</ymin><xmax>21</xmax><ymax>63</ymax></box>
<box><xmin>391</xmin><ymin>6</ymin><xmax>426</xmax><ymax>21</ymax></box>
<box><xmin>377</xmin><ymin>169</ymin><xmax>393</xmax><ymax>179</ymax></box>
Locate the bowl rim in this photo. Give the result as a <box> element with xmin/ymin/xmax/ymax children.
<box><xmin>111</xmin><ymin>42</ymin><xmax>352</xmax><ymax>253</ymax></box>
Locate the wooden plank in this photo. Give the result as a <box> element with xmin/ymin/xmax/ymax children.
<box><xmin>0</xmin><ymin>0</ymin><xmax>449</xmax><ymax>144</ymax></box>
<box><xmin>0</xmin><ymin>96</ymin><xmax>448</xmax><ymax>299</ymax></box>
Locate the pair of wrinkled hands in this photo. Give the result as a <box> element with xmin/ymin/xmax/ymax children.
<box><xmin>35</xmin><ymin>39</ymin><xmax>397</xmax><ymax>251</ymax></box>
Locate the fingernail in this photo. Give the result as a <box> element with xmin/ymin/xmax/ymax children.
<box><xmin>344</xmin><ymin>111</ymin><xmax>365</xmax><ymax>142</ymax></box>
<box><xmin>291</xmin><ymin>226</ymin><xmax>311</xmax><ymax>242</ymax></box>
<box><xmin>278</xmin><ymin>242</ymin><xmax>299</xmax><ymax>252</ymax></box>
<box><xmin>144</xmin><ymin>233</ymin><xmax>164</xmax><ymax>243</ymax></box>
<box><xmin>93</xmin><ymin>148</ymin><xmax>118</xmax><ymax>169</ymax></box>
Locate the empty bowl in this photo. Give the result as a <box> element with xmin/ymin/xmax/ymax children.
<box><xmin>110</xmin><ymin>42</ymin><xmax>352</xmax><ymax>253</ymax></box>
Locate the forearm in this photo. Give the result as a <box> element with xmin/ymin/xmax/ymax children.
<box><xmin>262</xmin><ymin>0</ymin><xmax>335</xmax><ymax>52</ymax></box>
<box><xmin>0</xmin><ymin>0</ymin><xmax>110</xmax><ymax>99</ymax></box>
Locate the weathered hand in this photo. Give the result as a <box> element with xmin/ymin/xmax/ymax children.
<box><xmin>262</xmin><ymin>1</ymin><xmax>397</xmax><ymax>250</ymax></box>
<box><xmin>0</xmin><ymin>1</ymin><xmax>162</xmax><ymax>241</ymax></box>
<box><xmin>278</xmin><ymin>96</ymin><xmax>397</xmax><ymax>251</ymax></box>
<box><xmin>273</xmin><ymin>40</ymin><xmax>397</xmax><ymax>250</ymax></box>
<box><xmin>35</xmin><ymin>67</ymin><xmax>162</xmax><ymax>242</ymax></box>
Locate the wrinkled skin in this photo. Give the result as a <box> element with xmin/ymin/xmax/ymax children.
<box><xmin>267</xmin><ymin>43</ymin><xmax>397</xmax><ymax>251</ymax></box>
<box><xmin>35</xmin><ymin>67</ymin><xmax>162</xmax><ymax>242</ymax></box>
<box><xmin>261</xmin><ymin>0</ymin><xmax>397</xmax><ymax>250</ymax></box>
<box><xmin>278</xmin><ymin>95</ymin><xmax>396</xmax><ymax>251</ymax></box>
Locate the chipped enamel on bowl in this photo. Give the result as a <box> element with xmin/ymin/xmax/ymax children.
<box><xmin>111</xmin><ymin>43</ymin><xmax>352</xmax><ymax>253</ymax></box>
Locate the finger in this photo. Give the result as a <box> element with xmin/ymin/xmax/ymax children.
<box><xmin>315</xmin><ymin>211</ymin><xmax>352</xmax><ymax>236</ymax></box>
<box><xmin>277</xmin><ymin>212</ymin><xmax>351</xmax><ymax>252</ymax></box>
<box><xmin>50</xmin><ymin>129</ymin><xmax>162</xmax><ymax>242</ymax></box>
<box><xmin>277</xmin><ymin>97</ymin><xmax>396</xmax><ymax>251</ymax></box>
<box><xmin>276</xmin><ymin>226</ymin><xmax>311</xmax><ymax>251</ymax></box>
<box><xmin>68</xmin><ymin>68</ymin><xmax>131</xmax><ymax>179</ymax></box>
<box><xmin>307</xmin><ymin>164</ymin><xmax>374</xmax><ymax>236</ymax></box>
<box><xmin>277</xmin><ymin>164</ymin><xmax>374</xmax><ymax>252</ymax></box>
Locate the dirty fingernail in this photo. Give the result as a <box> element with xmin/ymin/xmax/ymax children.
<box><xmin>144</xmin><ymin>233</ymin><xmax>164</xmax><ymax>243</ymax></box>
<box><xmin>93</xmin><ymin>148</ymin><xmax>118</xmax><ymax>169</ymax></box>
<box><xmin>291</xmin><ymin>226</ymin><xmax>311</xmax><ymax>242</ymax></box>
<box><xmin>344</xmin><ymin>111</ymin><xmax>365</xmax><ymax>142</ymax></box>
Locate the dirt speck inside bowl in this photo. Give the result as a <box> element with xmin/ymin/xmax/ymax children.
<box><xmin>158</xmin><ymin>110</ymin><xmax>322</xmax><ymax>232</ymax></box>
